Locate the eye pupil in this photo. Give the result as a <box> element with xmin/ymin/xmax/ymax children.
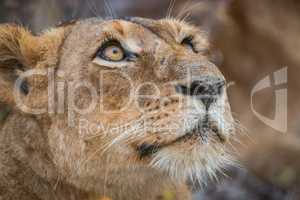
<box><xmin>97</xmin><ymin>41</ymin><xmax>125</xmax><ymax>62</ymax></box>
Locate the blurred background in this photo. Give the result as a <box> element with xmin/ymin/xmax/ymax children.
<box><xmin>0</xmin><ymin>0</ymin><xmax>300</xmax><ymax>199</ymax></box>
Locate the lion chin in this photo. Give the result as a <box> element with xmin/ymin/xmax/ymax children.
<box><xmin>133</xmin><ymin>121</ymin><xmax>235</xmax><ymax>185</ymax></box>
<box><xmin>151</xmin><ymin>142</ymin><xmax>234</xmax><ymax>183</ymax></box>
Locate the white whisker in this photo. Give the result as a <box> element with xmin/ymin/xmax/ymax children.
<box><xmin>166</xmin><ymin>0</ymin><xmax>177</xmax><ymax>18</ymax></box>
<box><xmin>104</xmin><ymin>0</ymin><xmax>117</xmax><ymax>18</ymax></box>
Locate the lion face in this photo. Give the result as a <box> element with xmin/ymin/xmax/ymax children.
<box><xmin>0</xmin><ymin>17</ymin><xmax>235</xmax><ymax>191</ymax></box>
<box><xmin>48</xmin><ymin>17</ymin><xmax>234</xmax><ymax>186</ymax></box>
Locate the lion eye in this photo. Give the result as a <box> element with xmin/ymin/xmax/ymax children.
<box><xmin>97</xmin><ymin>41</ymin><xmax>125</xmax><ymax>62</ymax></box>
<box><xmin>181</xmin><ymin>36</ymin><xmax>197</xmax><ymax>53</ymax></box>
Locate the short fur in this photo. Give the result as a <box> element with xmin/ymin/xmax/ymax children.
<box><xmin>0</xmin><ymin>17</ymin><xmax>235</xmax><ymax>200</ymax></box>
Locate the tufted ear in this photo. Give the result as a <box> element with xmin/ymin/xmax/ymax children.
<box><xmin>0</xmin><ymin>24</ymin><xmax>40</xmax><ymax>105</ymax></box>
<box><xmin>0</xmin><ymin>24</ymin><xmax>69</xmax><ymax>110</ymax></box>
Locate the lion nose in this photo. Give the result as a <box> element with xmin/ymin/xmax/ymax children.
<box><xmin>175</xmin><ymin>76</ymin><xmax>225</xmax><ymax>110</ymax></box>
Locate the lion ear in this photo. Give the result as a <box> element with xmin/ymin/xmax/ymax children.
<box><xmin>0</xmin><ymin>24</ymin><xmax>42</xmax><ymax>105</ymax></box>
<box><xmin>0</xmin><ymin>24</ymin><xmax>69</xmax><ymax>107</ymax></box>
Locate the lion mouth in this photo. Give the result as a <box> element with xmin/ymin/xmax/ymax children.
<box><xmin>137</xmin><ymin>117</ymin><xmax>226</xmax><ymax>158</ymax></box>
<box><xmin>137</xmin><ymin>143</ymin><xmax>161</xmax><ymax>158</ymax></box>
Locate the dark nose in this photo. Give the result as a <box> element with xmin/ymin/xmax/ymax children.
<box><xmin>175</xmin><ymin>76</ymin><xmax>225</xmax><ymax>110</ymax></box>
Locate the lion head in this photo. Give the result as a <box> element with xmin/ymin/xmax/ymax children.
<box><xmin>0</xmin><ymin>17</ymin><xmax>235</xmax><ymax>195</ymax></box>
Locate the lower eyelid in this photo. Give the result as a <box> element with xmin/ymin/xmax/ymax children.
<box><xmin>92</xmin><ymin>57</ymin><xmax>128</xmax><ymax>68</ymax></box>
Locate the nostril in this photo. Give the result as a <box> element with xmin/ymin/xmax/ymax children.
<box><xmin>190</xmin><ymin>81</ymin><xmax>206</xmax><ymax>96</ymax></box>
<box><xmin>175</xmin><ymin>77</ymin><xmax>225</xmax><ymax>96</ymax></box>
<box><xmin>175</xmin><ymin>84</ymin><xmax>189</xmax><ymax>95</ymax></box>
<box><xmin>175</xmin><ymin>76</ymin><xmax>225</xmax><ymax>110</ymax></box>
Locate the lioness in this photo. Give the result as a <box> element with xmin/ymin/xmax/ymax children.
<box><xmin>0</xmin><ymin>17</ymin><xmax>235</xmax><ymax>200</ymax></box>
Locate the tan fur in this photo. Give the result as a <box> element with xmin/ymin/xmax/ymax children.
<box><xmin>0</xmin><ymin>17</ymin><xmax>235</xmax><ymax>200</ymax></box>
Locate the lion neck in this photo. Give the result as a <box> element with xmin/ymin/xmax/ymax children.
<box><xmin>0</xmin><ymin>111</ymin><xmax>190</xmax><ymax>200</ymax></box>
<box><xmin>0</xmin><ymin>111</ymin><xmax>90</xmax><ymax>199</ymax></box>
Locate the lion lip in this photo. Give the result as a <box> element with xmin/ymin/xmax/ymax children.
<box><xmin>136</xmin><ymin>113</ymin><xmax>228</xmax><ymax>158</ymax></box>
<box><xmin>137</xmin><ymin>122</ymin><xmax>225</xmax><ymax>159</ymax></box>
<box><xmin>137</xmin><ymin>143</ymin><xmax>160</xmax><ymax>158</ymax></box>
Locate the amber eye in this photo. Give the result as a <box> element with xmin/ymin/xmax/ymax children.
<box><xmin>97</xmin><ymin>41</ymin><xmax>125</xmax><ymax>62</ymax></box>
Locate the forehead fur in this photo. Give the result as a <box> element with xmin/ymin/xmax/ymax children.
<box><xmin>59</xmin><ymin>17</ymin><xmax>209</xmax><ymax>63</ymax></box>
<box><xmin>68</xmin><ymin>17</ymin><xmax>206</xmax><ymax>43</ymax></box>
<box><xmin>127</xmin><ymin>17</ymin><xmax>206</xmax><ymax>41</ymax></box>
